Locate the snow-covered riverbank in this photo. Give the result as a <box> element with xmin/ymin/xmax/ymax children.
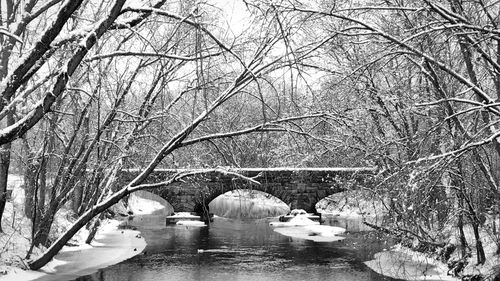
<box><xmin>0</xmin><ymin>189</ymin><xmax>166</xmax><ymax>281</ymax></box>
<box><xmin>1</xmin><ymin>219</ymin><xmax>146</xmax><ymax>281</ymax></box>
<box><xmin>364</xmin><ymin>244</ymin><xmax>458</xmax><ymax>281</ymax></box>
<box><xmin>361</xmin><ymin>218</ymin><xmax>500</xmax><ymax>281</ymax></box>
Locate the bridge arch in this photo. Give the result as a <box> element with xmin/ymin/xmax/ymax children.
<box><xmin>128</xmin><ymin>190</ymin><xmax>174</xmax><ymax>215</ymax></box>
<box><xmin>209</xmin><ymin>189</ymin><xmax>290</xmax><ymax>218</ymax></box>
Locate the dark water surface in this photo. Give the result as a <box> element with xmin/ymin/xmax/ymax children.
<box><xmin>72</xmin><ymin>215</ymin><xmax>398</xmax><ymax>281</ymax></box>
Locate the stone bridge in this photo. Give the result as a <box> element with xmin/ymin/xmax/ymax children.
<box><xmin>118</xmin><ymin>167</ymin><xmax>376</xmax><ymax>216</ymax></box>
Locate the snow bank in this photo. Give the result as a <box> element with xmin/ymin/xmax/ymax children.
<box><xmin>364</xmin><ymin>245</ymin><xmax>458</xmax><ymax>281</ymax></box>
<box><xmin>455</xmin><ymin>224</ymin><xmax>500</xmax><ymax>278</ymax></box>
<box><xmin>2</xmin><ymin>219</ymin><xmax>146</xmax><ymax>281</ymax></box>
<box><xmin>0</xmin><ymin>174</ymin><xmax>149</xmax><ymax>281</ymax></box>
<box><xmin>0</xmin><ymin>202</ymin><xmax>44</xmax><ymax>278</ymax></box>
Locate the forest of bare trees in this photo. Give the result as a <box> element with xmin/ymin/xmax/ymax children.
<box><xmin>1</xmin><ymin>0</ymin><xmax>500</xmax><ymax>279</ymax></box>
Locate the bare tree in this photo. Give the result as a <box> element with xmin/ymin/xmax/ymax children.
<box><xmin>1</xmin><ymin>0</ymin><xmax>343</xmax><ymax>270</ymax></box>
<box><xmin>248</xmin><ymin>0</ymin><xmax>500</xmax><ymax>269</ymax></box>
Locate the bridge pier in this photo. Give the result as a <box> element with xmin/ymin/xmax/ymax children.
<box><xmin>193</xmin><ymin>203</ymin><xmax>213</xmax><ymax>222</ymax></box>
<box><xmin>290</xmin><ymin>195</ymin><xmax>317</xmax><ymax>214</ymax></box>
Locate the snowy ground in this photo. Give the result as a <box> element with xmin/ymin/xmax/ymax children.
<box><xmin>0</xmin><ymin>175</ymin><xmax>47</xmax><ymax>276</ymax></box>
<box><xmin>363</xmin><ymin>221</ymin><xmax>500</xmax><ymax>281</ymax></box>
<box><xmin>1</xmin><ymin>220</ymin><xmax>146</xmax><ymax>281</ymax></box>
<box><xmin>319</xmin><ymin>190</ymin><xmax>499</xmax><ymax>280</ymax></box>
<box><xmin>453</xmin><ymin>223</ymin><xmax>500</xmax><ymax>279</ymax></box>
<box><xmin>0</xmin><ymin>178</ymin><xmax>168</xmax><ymax>281</ymax></box>
<box><xmin>364</xmin><ymin>245</ymin><xmax>458</xmax><ymax>281</ymax></box>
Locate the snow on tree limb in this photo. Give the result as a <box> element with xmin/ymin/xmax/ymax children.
<box><xmin>0</xmin><ymin>27</ymin><xmax>23</xmax><ymax>44</ymax></box>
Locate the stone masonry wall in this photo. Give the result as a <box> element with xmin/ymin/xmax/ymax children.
<box><xmin>117</xmin><ymin>168</ymin><xmax>375</xmax><ymax>214</ymax></box>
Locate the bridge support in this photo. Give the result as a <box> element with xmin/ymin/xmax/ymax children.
<box><xmin>193</xmin><ymin>203</ymin><xmax>214</xmax><ymax>223</ymax></box>
<box><xmin>117</xmin><ymin>167</ymin><xmax>375</xmax><ymax>217</ymax></box>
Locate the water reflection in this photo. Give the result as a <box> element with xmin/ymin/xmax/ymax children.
<box><xmin>73</xmin><ymin>215</ymin><xmax>397</xmax><ymax>281</ymax></box>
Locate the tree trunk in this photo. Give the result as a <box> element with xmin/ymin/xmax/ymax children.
<box><xmin>457</xmin><ymin>197</ymin><xmax>468</xmax><ymax>258</ymax></box>
<box><xmin>72</xmin><ymin>183</ymin><xmax>84</xmax><ymax>214</ymax></box>
<box><xmin>0</xmin><ymin>7</ymin><xmax>12</xmax><ymax>232</ymax></box>
<box><xmin>37</xmin><ymin>156</ymin><xmax>47</xmax><ymax>224</ymax></box>
<box><xmin>0</xmin><ymin>142</ymin><xmax>11</xmax><ymax>233</ymax></box>
<box><xmin>85</xmin><ymin>213</ymin><xmax>104</xmax><ymax>244</ymax></box>
<box><xmin>31</xmin><ymin>206</ymin><xmax>56</xmax><ymax>247</ymax></box>
<box><xmin>472</xmin><ymin>222</ymin><xmax>486</xmax><ymax>265</ymax></box>
<box><xmin>23</xmin><ymin>160</ymin><xmax>37</xmax><ymax>218</ymax></box>
<box><xmin>452</xmin><ymin>165</ymin><xmax>469</xmax><ymax>257</ymax></box>
<box><xmin>0</xmin><ymin>112</ymin><xmax>14</xmax><ymax>232</ymax></box>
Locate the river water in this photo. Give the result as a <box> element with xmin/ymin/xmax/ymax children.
<box><xmin>72</xmin><ymin>214</ymin><xmax>399</xmax><ymax>281</ymax></box>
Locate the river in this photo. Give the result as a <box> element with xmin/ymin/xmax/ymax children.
<box><xmin>71</xmin><ymin>214</ymin><xmax>399</xmax><ymax>281</ymax></box>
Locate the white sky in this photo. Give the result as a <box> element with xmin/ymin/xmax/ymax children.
<box><xmin>208</xmin><ymin>0</ymin><xmax>252</xmax><ymax>36</ymax></box>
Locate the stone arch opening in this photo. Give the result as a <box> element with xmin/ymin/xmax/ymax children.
<box><xmin>128</xmin><ymin>190</ymin><xmax>174</xmax><ymax>215</ymax></box>
<box><xmin>208</xmin><ymin>189</ymin><xmax>290</xmax><ymax>219</ymax></box>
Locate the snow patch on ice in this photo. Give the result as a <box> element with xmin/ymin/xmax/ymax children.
<box><xmin>273</xmin><ymin>226</ymin><xmax>345</xmax><ymax>242</ymax></box>
<box><xmin>305</xmin><ymin>225</ymin><xmax>346</xmax><ymax>236</ymax></box>
<box><xmin>270</xmin><ymin>215</ymin><xmax>345</xmax><ymax>242</ymax></box>
<box><xmin>269</xmin><ymin>215</ymin><xmax>320</xmax><ymax>227</ymax></box>
<box><xmin>176</xmin><ymin>221</ymin><xmax>206</xmax><ymax>227</ymax></box>
<box><xmin>170</xmin><ymin>212</ymin><xmax>200</xmax><ymax>218</ymax></box>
